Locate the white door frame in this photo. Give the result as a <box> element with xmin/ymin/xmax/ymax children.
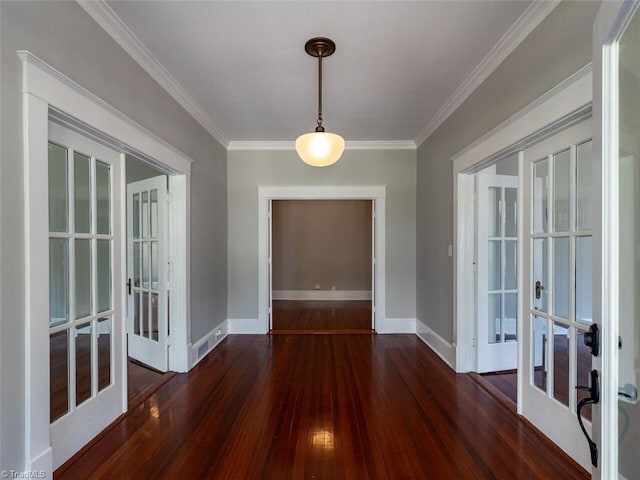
<box><xmin>20</xmin><ymin>51</ymin><xmax>192</xmax><ymax>475</ymax></box>
<box><xmin>452</xmin><ymin>65</ymin><xmax>593</xmax><ymax>379</ymax></box>
<box><xmin>258</xmin><ymin>185</ymin><xmax>386</xmax><ymax>334</ymax></box>
<box><xmin>593</xmin><ymin>2</ymin><xmax>640</xmax><ymax>477</ymax></box>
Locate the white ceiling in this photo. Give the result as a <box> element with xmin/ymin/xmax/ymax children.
<box><xmin>91</xmin><ymin>1</ymin><xmax>554</xmax><ymax>147</ymax></box>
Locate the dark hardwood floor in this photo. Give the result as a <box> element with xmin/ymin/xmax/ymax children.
<box><xmin>127</xmin><ymin>359</ymin><xmax>173</xmax><ymax>408</ymax></box>
<box><xmin>271</xmin><ymin>300</ymin><xmax>373</xmax><ymax>333</ymax></box>
<box><xmin>480</xmin><ymin>333</ymin><xmax>593</xmax><ymax>420</ymax></box>
<box><xmin>56</xmin><ymin>334</ymin><xmax>588</xmax><ymax>479</ymax></box>
<box><xmin>50</xmin><ymin>329</ymin><xmax>173</xmax><ymax>423</ymax></box>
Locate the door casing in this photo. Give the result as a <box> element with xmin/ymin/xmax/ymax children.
<box><xmin>452</xmin><ymin>65</ymin><xmax>593</xmax><ymax>378</ymax></box>
<box><xmin>21</xmin><ymin>51</ymin><xmax>191</xmax><ymax>475</ymax></box>
<box><xmin>257</xmin><ymin>186</ymin><xmax>387</xmax><ymax>334</ymax></box>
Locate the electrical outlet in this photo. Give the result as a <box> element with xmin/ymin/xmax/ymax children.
<box><xmin>315</xmin><ymin>284</ymin><xmax>320</xmax><ymax>290</ymax></box>
<box><xmin>331</xmin><ymin>286</ymin><xmax>336</xmax><ymax>291</ymax></box>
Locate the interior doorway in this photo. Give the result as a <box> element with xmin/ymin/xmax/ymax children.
<box><xmin>270</xmin><ymin>199</ymin><xmax>373</xmax><ymax>333</ymax></box>
<box><xmin>473</xmin><ymin>155</ymin><xmax>519</xmax><ymax>404</ymax></box>
<box><xmin>125</xmin><ymin>156</ymin><xmax>173</xmax><ymax>404</ymax></box>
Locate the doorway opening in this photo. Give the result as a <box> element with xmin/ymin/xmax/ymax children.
<box><xmin>473</xmin><ymin>155</ymin><xmax>519</xmax><ymax>406</ymax></box>
<box><xmin>125</xmin><ymin>155</ymin><xmax>174</xmax><ymax>407</ymax></box>
<box><xmin>270</xmin><ymin>200</ymin><xmax>373</xmax><ymax>334</ymax></box>
<box><xmin>257</xmin><ymin>185</ymin><xmax>386</xmax><ymax>335</ymax></box>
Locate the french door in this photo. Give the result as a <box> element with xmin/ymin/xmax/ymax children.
<box><xmin>127</xmin><ymin>176</ymin><xmax>169</xmax><ymax>372</ymax></box>
<box><xmin>48</xmin><ymin>122</ymin><xmax>124</xmax><ymax>469</ymax></box>
<box><xmin>521</xmin><ymin>119</ymin><xmax>593</xmax><ymax>470</ymax></box>
<box><xmin>594</xmin><ymin>2</ymin><xmax>640</xmax><ymax>478</ymax></box>
<box><xmin>477</xmin><ymin>174</ymin><xmax>518</xmax><ymax>373</ymax></box>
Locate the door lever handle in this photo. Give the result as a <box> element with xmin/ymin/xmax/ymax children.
<box><xmin>535</xmin><ymin>281</ymin><xmax>544</xmax><ymax>300</ymax></box>
<box><xmin>575</xmin><ymin>369</ymin><xmax>599</xmax><ymax>467</ymax></box>
<box><xmin>127</xmin><ymin>278</ymin><xmax>132</xmax><ymax>296</ymax></box>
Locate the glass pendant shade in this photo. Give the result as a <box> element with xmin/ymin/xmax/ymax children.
<box><xmin>295</xmin><ymin>131</ymin><xmax>345</xmax><ymax>167</ymax></box>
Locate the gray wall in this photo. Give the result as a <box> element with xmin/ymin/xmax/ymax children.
<box><xmin>228</xmin><ymin>149</ymin><xmax>416</xmax><ymax>320</ymax></box>
<box><xmin>272</xmin><ymin>200</ymin><xmax>372</xmax><ymax>292</ymax></box>
<box><xmin>416</xmin><ymin>0</ymin><xmax>600</xmax><ymax>344</ymax></box>
<box><xmin>126</xmin><ymin>155</ymin><xmax>166</xmax><ymax>184</ymax></box>
<box><xmin>0</xmin><ymin>1</ymin><xmax>226</xmax><ymax>470</ymax></box>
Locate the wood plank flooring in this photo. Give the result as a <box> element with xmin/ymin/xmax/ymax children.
<box><xmin>56</xmin><ymin>334</ymin><xmax>588</xmax><ymax>479</ymax></box>
<box><xmin>480</xmin><ymin>333</ymin><xmax>593</xmax><ymax>420</ymax></box>
<box><xmin>272</xmin><ymin>300</ymin><xmax>373</xmax><ymax>332</ymax></box>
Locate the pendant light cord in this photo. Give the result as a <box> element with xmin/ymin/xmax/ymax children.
<box><xmin>316</xmin><ymin>53</ymin><xmax>324</xmax><ymax>132</ymax></box>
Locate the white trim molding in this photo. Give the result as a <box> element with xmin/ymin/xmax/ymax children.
<box><xmin>451</xmin><ymin>64</ymin><xmax>593</xmax><ymax>173</ymax></box>
<box><xmin>258</xmin><ymin>185</ymin><xmax>386</xmax><ymax>334</ymax></box>
<box><xmin>228</xmin><ymin>319</ymin><xmax>261</xmax><ymax>334</ymax></box>
<box><xmin>415</xmin><ymin>1</ymin><xmax>560</xmax><ymax>146</ymax></box>
<box><xmin>227</xmin><ymin>140</ymin><xmax>416</xmax><ymax>151</ymax></box>
<box><xmin>377</xmin><ymin>318</ymin><xmax>416</xmax><ymax>334</ymax></box>
<box><xmin>416</xmin><ymin>321</ymin><xmax>456</xmax><ymax>370</ymax></box>
<box><xmin>76</xmin><ymin>0</ymin><xmax>229</xmax><ymax>146</ymax></box>
<box><xmin>189</xmin><ymin>321</ymin><xmax>229</xmax><ymax>369</ymax></box>
<box><xmin>272</xmin><ymin>290</ymin><xmax>372</xmax><ymax>301</ymax></box>
<box><xmin>18</xmin><ymin>51</ymin><xmax>194</xmax><ymax>174</ymax></box>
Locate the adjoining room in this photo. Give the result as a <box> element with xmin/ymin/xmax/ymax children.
<box><xmin>271</xmin><ymin>199</ymin><xmax>373</xmax><ymax>333</ymax></box>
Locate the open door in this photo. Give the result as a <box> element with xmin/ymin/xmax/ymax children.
<box><xmin>126</xmin><ymin>175</ymin><xmax>169</xmax><ymax>372</ymax></box>
<box><xmin>594</xmin><ymin>2</ymin><xmax>640</xmax><ymax>478</ymax></box>
<box><xmin>521</xmin><ymin>119</ymin><xmax>593</xmax><ymax>470</ymax></box>
<box><xmin>48</xmin><ymin>121</ymin><xmax>125</xmax><ymax>469</ymax></box>
<box><xmin>476</xmin><ymin>173</ymin><xmax>518</xmax><ymax>373</ymax></box>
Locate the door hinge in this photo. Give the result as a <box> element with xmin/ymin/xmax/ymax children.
<box><xmin>166</xmin><ymin>192</ymin><xmax>172</xmax><ymax>204</ymax></box>
<box><xmin>472</xmin><ymin>261</ymin><xmax>477</xmax><ymax>272</ymax></box>
<box><xmin>167</xmin><ymin>335</ymin><xmax>172</xmax><ymax>346</ymax></box>
<box><xmin>472</xmin><ymin>337</ymin><xmax>477</xmax><ymax>347</ymax></box>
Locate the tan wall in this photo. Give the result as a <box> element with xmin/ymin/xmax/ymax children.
<box><xmin>272</xmin><ymin>200</ymin><xmax>372</xmax><ymax>291</ymax></box>
<box><xmin>227</xmin><ymin>148</ymin><xmax>416</xmax><ymax>319</ymax></box>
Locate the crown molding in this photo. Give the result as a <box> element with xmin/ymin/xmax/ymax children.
<box><xmin>77</xmin><ymin>0</ymin><xmax>229</xmax><ymax>147</ymax></box>
<box><xmin>227</xmin><ymin>140</ymin><xmax>416</xmax><ymax>151</ymax></box>
<box><xmin>347</xmin><ymin>140</ymin><xmax>416</xmax><ymax>150</ymax></box>
<box><xmin>450</xmin><ymin>63</ymin><xmax>592</xmax><ymax>172</ymax></box>
<box><xmin>415</xmin><ymin>0</ymin><xmax>560</xmax><ymax>147</ymax></box>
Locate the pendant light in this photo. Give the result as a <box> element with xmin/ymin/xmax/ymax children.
<box><xmin>295</xmin><ymin>37</ymin><xmax>345</xmax><ymax>167</ymax></box>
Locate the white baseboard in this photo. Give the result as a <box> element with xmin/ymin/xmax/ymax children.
<box><xmin>376</xmin><ymin>317</ymin><xmax>416</xmax><ymax>334</ymax></box>
<box><xmin>228</xmin><ymin>318</ymin><xmax>261</xmax><ymax>334</ymax></box>
<box><xmin>273</xmin><ymin>290</ymin><xmax>372</xmax><ymax>301</ymax></box>
<box><xmin>416</xmin><ymin>320</ymin><xmax>456</xmax><ymax>370</ymax></box>
<box><xmin>27</xmin><ymin>446</ymin><xmax>53</xmax><ymax>479</ymax></box>
<box><xmin>189</xmin><ymin>320</ymin><xmax>228</xmax><ymax>369</ymax></box>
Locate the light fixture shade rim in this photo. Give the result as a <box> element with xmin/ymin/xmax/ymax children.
<box><xmin>295</xmin><ymin>131</ymin><xmax>345</xmax><ymax>167</ymax></box>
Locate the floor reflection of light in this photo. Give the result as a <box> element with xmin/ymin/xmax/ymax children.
<box><xmin>310</xmin><ymin>429</ymin><xmax>334</xmax><ymax>450</ymax></box>
<box><xmin>150</xmin><ymin>401</ymin><xmax>160</xmax><ymax>419</ymax></box>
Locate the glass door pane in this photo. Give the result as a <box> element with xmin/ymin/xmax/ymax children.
<box><xmin>48</xmin><ymin>143</ymin><xmax>68</xmax><ymax>232</ymax></box>
<box><xmin>74</xmin><ymin>152</ymin><xmax>91</xmax><ymax>234</ymax></box>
